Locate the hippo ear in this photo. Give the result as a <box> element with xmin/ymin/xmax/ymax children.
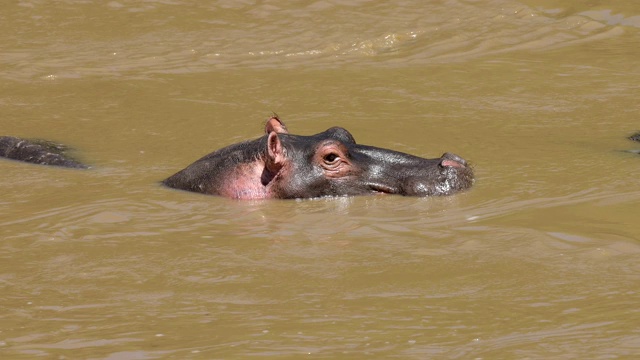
<box><xmin>264</xmin><ymin>116</ymin><xmax>288</xmax><ymax>134</ymax></box>
<box><xmin>266</xmin><ymin>131</ymin><xmax>285</xmax><ymax>170</ymax></box>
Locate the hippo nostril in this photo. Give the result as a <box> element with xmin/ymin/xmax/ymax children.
<box><xmin>439</xmin><ymin>152</ymin><xmax>467</xmax><ymax>168</ymax></box>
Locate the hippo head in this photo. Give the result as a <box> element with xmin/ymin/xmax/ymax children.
<box><xmin>262</xmin><ymin>117</ymin><xmax>474</xmax><ymax>199</ymax></box>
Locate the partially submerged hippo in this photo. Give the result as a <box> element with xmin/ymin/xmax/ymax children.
<box><xmin>628</xmin><ymin>132</ymin><xmax>640</xmax><ymax>154</ymax></box>
<box><xmin>1</xmin><ymin>116</ymin><xmax>475</xmax><ymax>199</ymax></box>
<box><xmin>0</xmin><ymin>136</ymin><xmax>87</xmax><ymax>169</ymax></box>
<box><xmin>163</xmin><ymin>116</ymin><xmax>474</xmax><ymax>199</ymax></box>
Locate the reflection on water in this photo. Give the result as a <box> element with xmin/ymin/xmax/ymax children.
<box><xmin>1</xmin><ymin>0</ymin><xmax>640</xmax><ymax>358</ymax></box>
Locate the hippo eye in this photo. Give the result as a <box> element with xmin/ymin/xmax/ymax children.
<box><xmin>323</xmin><ymin>153</ymin><xmax>339</xmax><ymax>164</ymax></box>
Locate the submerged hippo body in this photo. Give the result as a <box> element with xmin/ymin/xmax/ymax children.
<box><xmin>0</xmin><ymin>136</ymin><xmax>87</xmax><ymax>169</ymax></box>
<box><xmin>162</xmin><ymin>116</ymin><xmax>474</xmax><ymax>199</ymax></box>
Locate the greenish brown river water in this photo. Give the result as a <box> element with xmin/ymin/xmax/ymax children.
<box><xmin>1</xmin><ymin>0</ymin><xmax>639</xmax><ymax>358</ymax></box>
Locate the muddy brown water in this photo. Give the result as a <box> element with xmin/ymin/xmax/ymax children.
<box><xmin>1</xmin><ymin>0</ymin><xmax>640</xmax><ymax>358</ymax></box>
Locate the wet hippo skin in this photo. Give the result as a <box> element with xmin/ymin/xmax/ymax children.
<box><xmin>0</xmin><ymin>136</ymin><xmax>87</xmax><ymax>169</ymax></box>
<box><xmin>162</xmin><ymin>116</ymin><xmax>475</xmax><ymax>199</ymax></box>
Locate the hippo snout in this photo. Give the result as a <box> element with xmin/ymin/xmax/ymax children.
<box><xmin>392</xmin><ymin>152</ymin><xmax>473</xmax><ymax>197</ymax></box>
<box><xmin>439</xmin><ymin>152</ymin><xmax>468</xmax><ymax>169</ymax></box>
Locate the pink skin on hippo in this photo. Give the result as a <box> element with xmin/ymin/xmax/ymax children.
<box><xmin>162</xmin><ymin>116</ymin><xmax>474</xmax><ymax>199</ymax></box>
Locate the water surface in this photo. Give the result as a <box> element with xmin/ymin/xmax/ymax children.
<box><xmin>1</xmin><ymin>0</ymin><xmax>639</xmax><ymax>358</ymax></box>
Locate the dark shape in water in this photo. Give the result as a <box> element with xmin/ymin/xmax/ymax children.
<box><xmin>0</xmin><ymin>136</ymin><xmax>87</xmax><ymax>169</ymax></box>
<box><xmin>163</xmin><ymin>116</ymin><xmax>475</xmax><ymax>199</ymax></box>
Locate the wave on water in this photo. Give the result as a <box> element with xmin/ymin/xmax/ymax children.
<box><xmin>0</xmin><ymin>0</ymin><xmax>637</xmax><ymax>80</ymax></box>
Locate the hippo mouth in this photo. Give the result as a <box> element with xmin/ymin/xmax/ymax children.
<box><xmin>368</xmin><ymin>183</ymin><xmax>399</xmax><ymax>194</ymax></box>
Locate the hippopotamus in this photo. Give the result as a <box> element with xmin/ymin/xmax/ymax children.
<box><xmin>1</xmin><ymin>116</ymin><xmax>475</xmax><ymax>199</ymax></box>
<box><xmin>0</xmin><ymin>136</ymin><xmax>87</xmax><ymax>169</ymax></box>
<box><xmin>628</xmin><ymin>132</ymin><xmax>640</xmax><ymax>154</ymax></box>
<box><xmin>162</xmin><ymin>116</ymin><xmax>474</xmax><ymax>199</ymax></box>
